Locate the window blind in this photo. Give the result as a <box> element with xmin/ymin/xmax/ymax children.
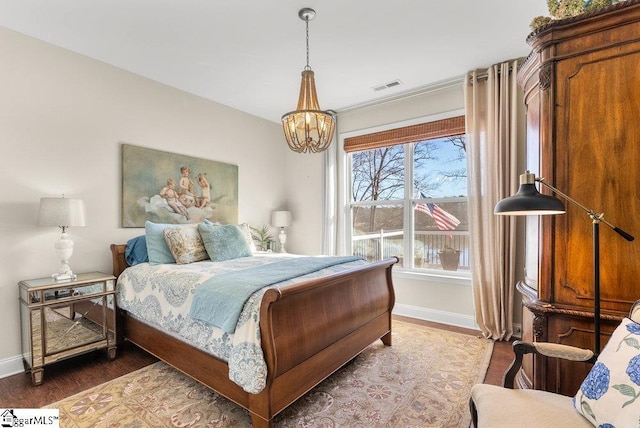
<box><xmin>343</xmin><ymin>115</ymin><xmax>465</xmax><ymax>153</ymax></box>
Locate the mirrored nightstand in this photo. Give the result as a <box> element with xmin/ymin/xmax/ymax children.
<box><xmin>19</xmin><ymin>272</ymin><xmax>117</xmax><ymax>385</ymax></box>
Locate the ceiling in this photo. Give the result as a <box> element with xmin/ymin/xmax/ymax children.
<box><xmin>0</xmin><ymin>1</ymin><xmax>548</xmax><ymax>123</ymax></box>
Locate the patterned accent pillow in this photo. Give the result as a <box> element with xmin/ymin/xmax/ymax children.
<box><xmin>163</xmin><ymin>225</ymin><xmax>209</xmax><ymax>264</ymax></box>
<box><xmin>573</xmin><ymin>317</ymin><xmax>640</xmax><ymax>426</ymax></box>
<box><xmin>198</xmin><ymin>223</ymin><xmax>252</xmax><ymax>262</ymax></box>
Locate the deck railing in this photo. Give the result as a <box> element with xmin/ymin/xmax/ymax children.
<box><xmin>352</xmin><ymin>230</ymin><xmax>470</xmax><ymax>271</ymax></box>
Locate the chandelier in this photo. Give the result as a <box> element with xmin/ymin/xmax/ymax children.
<box><xmin>281</xmin><ymin>7</ymin><xmax>335</xmax><ymax>154</ymax></box>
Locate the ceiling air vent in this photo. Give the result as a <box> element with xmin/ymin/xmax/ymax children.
<box><xmin>372</xmin><ymin>79</ymin><xmax>402</xmax><ymax>92</ymax></box>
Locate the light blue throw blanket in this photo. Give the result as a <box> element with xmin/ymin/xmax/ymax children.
<box><xmin>189</xmin><ymin>256</ymin><xmax>362</xmax><ymax>333</ymax></box>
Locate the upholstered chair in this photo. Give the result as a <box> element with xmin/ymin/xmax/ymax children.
<box><xmin>470</xmin><ymin>300</ymin><xmax>640</xmax><ymax>427</ymax></box>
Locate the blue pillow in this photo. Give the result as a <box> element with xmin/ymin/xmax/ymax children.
<box><xmin>198</xmin><ymin>223</ymin><xmax>252</xmax><ymax>262</ymax></box>
<box><xmin>145</xmin><ymin>221</ymin><xmax>180</xmax><ymax>264</ymax></box>
<box><xmin>125</xmin><ymin>235</ymin><xmax>148</xmax><ymax>266</ymax></box>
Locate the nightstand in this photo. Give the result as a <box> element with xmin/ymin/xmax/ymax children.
<box><xmin>19</xmin><ymin>271</ymin><xmax>117</xmax><ymax>385</ymax></box>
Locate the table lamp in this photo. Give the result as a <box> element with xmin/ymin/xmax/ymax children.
<box><xmin>38</xmin><ymin>196</ymin><xmax>87</xmax><ymax>281</ymax></box>
<box><xmin>271</xmin><ymin>211</ymin><xmax>292</xmax><ymax>253</ymax></box>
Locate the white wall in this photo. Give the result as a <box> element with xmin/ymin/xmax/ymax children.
<box><xmin>338</xmin><ymin>81</ymin><xmax>465</xmax><ymax>133</ymax></box>
<box><xmin>0</xmin><ymin>28</ymin><xmax>285</xmax><ymax>374</ymax></box>
<box><xmin>281</xmin><ymin>151</ymin><xmax>326</xmax><ymax>254</ymax></box>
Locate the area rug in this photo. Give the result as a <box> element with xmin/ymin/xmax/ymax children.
<box><xmin>45</xmin><ymin>320</ymin><xmax>493</xmax><ymax>427</ymax></box>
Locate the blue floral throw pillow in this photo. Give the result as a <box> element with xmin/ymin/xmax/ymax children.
<box><xmin>574</xmin><ymin>317</ymin><xmax>640</xmax><ymax>427</ymax></box>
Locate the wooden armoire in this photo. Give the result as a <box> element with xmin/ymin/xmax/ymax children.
<box><xmin>516</xmin><ymin>0</ymin><xmax>640</xmax><ymax>396</ymax></box>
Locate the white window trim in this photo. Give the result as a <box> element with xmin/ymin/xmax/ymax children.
<box><xmin>338</xmin><ymin>108</ymin><xmax>469</xmax><ymax>281</ymax></box>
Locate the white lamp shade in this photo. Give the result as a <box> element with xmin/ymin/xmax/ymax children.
<box><xmin>271</xmin><ymin>211</ymin><xmax>292</xmax><ymax>228</ymax></box>
<box><xmin>38</xmin><ymin>197</ymin><xmax>86</xmax><ymax>227</ymax></box>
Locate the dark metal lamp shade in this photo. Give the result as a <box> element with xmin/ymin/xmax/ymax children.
<box><xmin>494</xmin><ymin>172</ymin><xmax>565</xmax><ymax>215</ymax></box>
<box><xmin>494</xmin><ymin>183</ymin><xmax>565</xmax><ymax>215</ymax></box>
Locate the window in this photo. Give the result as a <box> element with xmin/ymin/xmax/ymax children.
<box><xmin>345</xmin><ymin>115</ymin><xmax>469</xmax><ymax>275</ymax></box>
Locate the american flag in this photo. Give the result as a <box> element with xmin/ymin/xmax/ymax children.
<box><xmin>415</xmin><ymin>194</ymin><xmax>460</xmax><ymax>231</ymax></box>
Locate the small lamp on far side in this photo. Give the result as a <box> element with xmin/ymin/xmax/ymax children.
<box><xmin>271</xmin><ymin>211</ymin><xmax>292</xmax><ymax>253</ymax></box>
<box><xmin>38</xmin><ymin>196</ymin><xmax>86</xmax><ymax>281</ymax></box>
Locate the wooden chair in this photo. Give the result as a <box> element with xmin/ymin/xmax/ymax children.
<box><xmin>470</xmin><ymin>300</ymin><xmax>640</xmax><ymax>427</ymax></box>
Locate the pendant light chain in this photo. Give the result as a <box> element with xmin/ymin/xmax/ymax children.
<box><xmin>305</xmin><ymin>16</ymin><xmax>311</xmax><ymax>71</ymax></box>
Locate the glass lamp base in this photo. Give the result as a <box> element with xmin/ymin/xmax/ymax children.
<box><xmin>278</xmin><ymin>229</ymin><xmax>287</xmax><ymax>253</ymax></box>
<box><xmin>53</xmin><ymin>232</ymin><xmax>76</xmax><ymax>281</ymax></box>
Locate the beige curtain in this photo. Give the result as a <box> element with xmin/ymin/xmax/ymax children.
<box><xmin>464</xmin><ymin>60</ymin><xmax>521</xmax><ymax>340</ymax></box>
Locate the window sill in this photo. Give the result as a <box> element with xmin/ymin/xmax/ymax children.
<box><xmin>392</xmin><ymin>267</ymin><xmax>472</xmax><ymax>286</ymax></box>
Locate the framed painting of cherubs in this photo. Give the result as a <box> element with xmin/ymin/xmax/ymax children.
<box><xmin>121</xmin><ymin>143</ymin><xmax>238</xmax><ymax>227</ymax></box>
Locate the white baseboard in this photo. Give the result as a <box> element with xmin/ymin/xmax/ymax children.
<box><xmin>393</xmin><ymin>304</ymin><xmax>523</xmax><ymax>340</ymax></box>
<box><xmin>393</xmin><ymin>303</ymin><xmax>479</xmax><ymax>330</ymax></box>
<box><xmin>0</xmin><ymin>354</ymin><xmax>25</xmax><ymax>380</ymax></box>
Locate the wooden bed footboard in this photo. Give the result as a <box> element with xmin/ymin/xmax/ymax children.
<box><xmin>110</xmin><ymin>244</ymin><xmax>396</xmax><ymax>427</ymax></box>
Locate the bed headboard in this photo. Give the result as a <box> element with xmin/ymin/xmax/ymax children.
<box><xmin>110</xmin><ymin>244</ymin><xmax>129</xmax><ymax>277</ymax></box>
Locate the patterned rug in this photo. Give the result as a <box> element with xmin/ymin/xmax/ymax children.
<box><xmin>45</xmin><ymin>320</ymin><xmax>493</xmax><ymax>427</ymax></box>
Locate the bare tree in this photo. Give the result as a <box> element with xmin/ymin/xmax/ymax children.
<box><xmin>351</xmin><ymin>136</ymin><xmax>467</xmax><ymax>234</ymax></box>
<box><xmin>413</xmin><ymin>140</ymin><xmax>441</xmax><ymax>197</ymax></box>
<box><xmin>352</xmin><ymin>146</ymin><xmax>405</xmax><ymax>202</ymax></box>
<box><xmin>352</xmin><ymin>146</ymin><xmax>404</xmax><ymax>232</ymax></box>
<box><xmin>448</xmin><ymin>135</ymin><xmax>466</xmax><ymax>154</ymax></box>
<box><xmin>434</xmin><ymin>136</ymin><xmax>467</xmax><ymax>185</ymax></box>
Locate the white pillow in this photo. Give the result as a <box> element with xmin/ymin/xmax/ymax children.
<box><xmin>238</xmin><ymin>223</ymin><xmax>257</xmax><ymax>253</ymax></box>
<box><xmin>573</xmin><ymin>317</ymin><xmax>640</xmax><ymax>426</ymax></box>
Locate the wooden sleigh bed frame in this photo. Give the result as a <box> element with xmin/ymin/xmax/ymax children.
<box><xmin>110</xmin><ymin>244</ymin><xmax>396</xmax><ymax>427</ymax></box>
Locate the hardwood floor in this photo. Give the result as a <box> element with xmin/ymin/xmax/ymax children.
<box><xmin>393</xmin><ymin>315</ymin><xmax>514</xmax><ymax>386</ymax></box>
<box><xmin>0</xmin><ymin>315</ymin><xmax>514</xmax><ymax>409</ymax></box>
<box><xmin>0</xmin><ymin>342</ymin><xmax>158</xmax><ymax>408</ymax></box>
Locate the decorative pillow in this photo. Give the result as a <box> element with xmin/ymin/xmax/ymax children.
<box><xmin>204</xmin><ymin>219</ymin><xmax>255</xmax><ymax>253</ymax></box>
<box><xmin>573</xmin><ymin>317</ymin><xmax>640</xmax><ymax>426</ymax></box>
<box><xmin>198</xmin><ymin>223</ymin><xmax>252</xmax><ymax>262</ymax></box>
<box><xmin>145</xmin><ymin>221</ymin><xmax>187</xmax><ymax>264</ymax></box>
<box><xmin>238</xmin><ymin>223</ymin><xmax>257</xmax><ymax>253</ymax></box>
<box><xmin>163</xmin><ymin>225</ymin><xmax>209</xmax><ymax>264</ymax></box>
<box><xmin>125</xmin><ymin>235</ymin><xmax>149</xmax><ymax>266</ymax></box>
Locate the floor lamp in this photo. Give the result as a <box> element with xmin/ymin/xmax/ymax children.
<box><xmin>494</xmin><ymin>171</ymin><xmax>634</xmax><ymax>354</ymax></box>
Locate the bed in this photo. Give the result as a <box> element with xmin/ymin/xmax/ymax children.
<box><xmin>110</xmin><ymin>242</ymin><xmax>396</xmax><ymax>427</ymax></box>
